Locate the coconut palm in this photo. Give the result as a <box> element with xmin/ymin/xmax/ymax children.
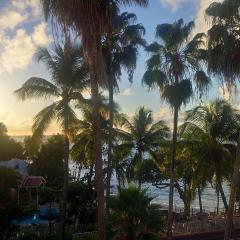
<box><xmin>181</xmin><ymin>100</ymin><xmax>240</xmax><ymax>212</ymax></box>
<box><xmin>115</xmin><ymin>107</ymin><xmax>169</xmax><ymax>186</ymax></box>
<box><xmin>174</xmin><ymin>142</ymin><xmax>211</xmax><ymax>217</ymax></box>
<box><xmin>40</xmin><ymin>1</ymin><xmax>148</xmax><ymax>238</ymax></box>
<box><xmin>103</xmin><ymin>10</ymin><xmax>146</xmax><ymax>197</ymax></box>
<box><xmin>71</xmin><ymin>103</ymin><xmax>109</xmax><ymax>185</ymax></box>
<box><xmin>206</xmin><ymin>1</ymin><xmax>240</xmax><ymax>238</ymax></box>
<box><xmin>142</xmin><ymin>19</ymin><xmax>210</xmax><ymax>239</ymax></box>
<box><xmin>14</xmin><ymin>43</ymin><xmax>89</xmax><ymax>238</ymax></box>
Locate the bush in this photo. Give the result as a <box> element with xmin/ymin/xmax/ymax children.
<box><xmin>68</xmin><ymin>181</ymin><xmax>97</xmax><ymax>231</ymax></box>
<box><xmin>107</xmin><ymin>186</ymin><xmax>165</xmax><ymax>240</ymax></box>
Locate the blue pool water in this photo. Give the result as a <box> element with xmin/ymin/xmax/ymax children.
<box><xmin>12</xmin><ymin>208</ymin><xmax>60</xmax><ymax>226</ymax></box>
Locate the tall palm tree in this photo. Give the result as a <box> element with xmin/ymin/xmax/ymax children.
<box><xmin>206</xmin><ymin>1</ymin><xmax>240</xmax><ymax>238</ymax></box>
<box><xmin>142</xmin><ymin>19</ymin><xmax>210</xmax><ymax>239</ymax></box>
<box><xmin>14</xmin><ymin>43</ymin><xmax>89</xmax><ymax>238</ymax></box>
<box><xmin>103</xmin><ymin>10</ymin><xmax>146</xmax><ymax>197</ymax></box>
<box><xmin>181</xmin><ymin>100</ymin><xmax>240</xmax><ymax>211</ymax></box>
<box><xmin>116</xmin><ymin>107</ymin><xmax>169</xmax><ymax>186</ymax></box>
<box><xmin>40</xmin><ymin>1</ymin><xmax>148</xmax><ymax>239</ymax></box>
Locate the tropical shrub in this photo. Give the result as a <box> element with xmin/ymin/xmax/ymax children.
<box><xmin>68</xmin><ymin>181</ymin><xmax>97</xmax><ymax>232</ymax></box>
<box><xmin>106</xmin><ymin>186</ymin><xmax>165</xmax><ymax>240</ymax></box>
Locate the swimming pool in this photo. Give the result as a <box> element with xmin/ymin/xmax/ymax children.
<box><xmin>12</xmin><ymin>207</ymin><xmax>60</xmax><ymax>226</ymax></box>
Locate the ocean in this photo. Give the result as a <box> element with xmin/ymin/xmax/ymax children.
<box><xmin>12</xmin><ymin>136</ymin><xmax>229</xmax><ymax>212</ymax></box>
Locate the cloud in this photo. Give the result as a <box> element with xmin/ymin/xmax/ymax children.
<box><xmin>219</xmin><ymin>84</ymin><xmax>231</xmax><ymax>101</ymax></box>
<box><xmin>153</xmin><ymin>107</ymin><xmax>185</xmax><ymax>128</ymax></box>
<box><xmin>192</xmin><ymin>0</ymin><xmax>223</xmax><ymax>36</ymax></box>
<box><xmin>32</xmin><ymin>23</ymin><xmax>52</xmax><ymax>46</ymax></box>
<box><xmin>120</xmin><ymin>88</ymin><xmax>135</xmax><ymax>96</ymax></box>
<box><xmin>0</xmin><ymin>10</ymin><xmax>27</xmax><ymax>30</ymax></box>
<box><xmin>0</xmin><ymin>104</ymin><xmax>61</xmax><ymax>136</ymax></box>
<box><xmin>0</xmin><ymin>0</ymin><xmax>51</xmax><ymax>74</ymax></box>
<box><xmin>159</xmin><ymin>0</ymin><xmax>195</xmax><ymax>11</ymax></box>
<box><xmin>82</xmin><ymin>88</ymin><xmax>91</xmax><ymax>98</ymax></box>
<box><xmin>12</xmin><ymin>0</ymin><xmax>41</xmax><ymax>20</ymax></box>
<box><xmin>0</xmin><ymin>29</ymin><xmax>35</xmax><ymax>74</ymax></box>
<box><xmin>0</xmin><ymin>24</ymin><xmax>51</xmax><ymax>74</ymax></box>
<box><xmin>0</xmin><ymin>107</ymin><xmax>32</xmax><ymax>135</ymax></box>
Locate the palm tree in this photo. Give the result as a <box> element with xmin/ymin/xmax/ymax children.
<box><xmin>174</xmin><ymin>141</ymin><xmax>212</xmax><ymax>217</ymax></box>
<box><xmin>106</xmin><ymin>186</ymin><xmax>165</xmax><ymax>239</ymax></box>
<box><xmin>116</xmin><ymin>107</ymin><xmax>170</xmax><ymax>186</ymax></box>
<box><xmin>14</xmin><ymin>43</ymin><xmax>89</xmax><ymax>238</ymax></box>
<box><xmin>71</xmin><ymin>103</ymin><xmax>110</xmax><ymax>185</ymax></box>
<box><xmin>103</xmin><ymin>10</ymin><xmax>146</xmax><ymax>197</ymax></box>
<box><xmin>40</xmin><ymin>1</ymin><xmax>148</xmax><ymax>239</ymax></box>
<box><xmin>142</xmin><ymin>19</ymin><xmax>210</xmax><ymax>239</ymax></box>
<box><xmin>206</xmin><ymin>1</ymin><xmax>240</xmax><ymax>238</ymax></box>
<box><xmin>181</xmin><ymin>100</ymin><xmax>240</xmax><ymax>212</ymax></box>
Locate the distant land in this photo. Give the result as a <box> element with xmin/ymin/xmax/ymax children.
<box><xmin>11</xmin><ymin>135</ymin><xmax>52</xmax><ymax>143</ymax></box>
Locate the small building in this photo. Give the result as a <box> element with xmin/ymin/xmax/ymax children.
<box><xmin>0</xmin><ymin>159</ymin><xmax>46</xmax><ymax>207</ymax></box>
<box><xmin>0</xmin><ymin>159</ymin><xmax>28</xmax><ymax>175</ymax></box>
<box><xmin>19</xmin><ymin>176</ymin><xmax>46</xmax><ymax>207</ymax></box>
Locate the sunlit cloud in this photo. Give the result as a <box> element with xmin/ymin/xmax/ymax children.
<box><xmin>0</xmin><ymin>10</ymin><xmax>27</xmax><ymax>30</ymax></box>
<box><xmin>219</xmin><ymin>84</ymin><xmax>231</xmax><ymax>101</ymax></box>
<box><xmin>192</xmin><ymin>0</ymin><xmax>223</xmax><ymax>36</ymax></box>
<box><xmin>0</xmin><ymin>0</ymin><xmax>51</xmax><ymax>75</ymax></box>
<box><xmin>159</xmin><ymin>0</ymin><xmax>195</xmax><ymax>11</ymax></box>
<box><xmin>120</xmin><ymin>88</ymin><xmax>135</xmax><ymax>96</ymax></box>
<box><xmin>153</xmin><ymin>107</ymin><xmax>185</xmax><ymax>128</ymax></box>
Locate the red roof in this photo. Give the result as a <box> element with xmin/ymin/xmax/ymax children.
<box><xmin>21</xmin><ymin>176</ymin><xmax>46</xmax><ymax>188</ymax></box>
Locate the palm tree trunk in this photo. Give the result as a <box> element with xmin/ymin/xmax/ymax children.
<box><xmin>184</xmin><ymin>201</ymin><xmax>190</xmax><ymax>219</ymax></box>
<box><xmin>60</xmin><ymin>134</ymin><xmax>69</xmax><ymax>240</ymax></box>
<box><xmin>49</xmin><ymin>201</ymin><xmax>52</xmax><ymax>234</ymax></box>
<box><xmin>89</xmin><ymin>36</ymin><xmax>105</xmax><ymax>240</ymax></box>
<box><xmin>167</xmin><ymin>105</ymin><xmax>179</xmax><ymax>240</ymax></box>
<box><xmin>88</xmin><ymin>163</ymin><xmax>94</xmax><ymax>186</ymax></box>
<box><xmin>218</xmin><ymin>180</ymin><xmax>228</xmax><ymax>211</ymax></box>
<box><xmin>217</xmin><ymin>187</ymin><xmax>220</xmax><ymax>214</ymax></box>
<box><xmin>106</xmin><ymin>30</ymin><xmax>114</xmax><ymax>200</ymax></box>
<box><xmin>215</xmin><ymin>161</ymin><xmax>228</xmax><ymax>212</ymax></box>
<box><xmin>106</xmin><ymin>75</ymin><xmax>114</xmax><ymax>198</ymax></box>
<box><xmin>225</xmin><ymin>133</ymin><xmax>240</xmax><ymax>240</ymax></box>
<box><xmin>198</xmin><ymin>186</ymin><xmax>203</xmax><ymax>217</ymax></box>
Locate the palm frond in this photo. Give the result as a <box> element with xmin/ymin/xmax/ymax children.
<box><xmin>32</xmin><ymin>102</ymin><xmax>57</xmax><ymax>139</ymax></box>
<box><xmin>15</xmin><ymin>77</ymin><xmax>59</xmax><ymax>100</ymax></box>
<box><xmin>142</xmin><ymin>70</ymin><xmax>167</xmax><ymax>90</ymax></box>
<box><xmin>161</xmin><ymin>80</ymin><xmax>193</xmax><ymax>109</ymax></box>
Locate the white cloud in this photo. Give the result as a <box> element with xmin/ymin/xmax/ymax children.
<box><xmin>0</xmin><ymin>10</ymin><xmax>27</xmax><ymax>30</ymax></box>
<box><xmin>0</xmin><ymin>24</ymin><xmax>51</xmax><ymax>74</ymax></box>
<box><xmin>160</xmin><ymin>0</ymin><xmax>195</xmax><ymax>11</ymax></box>
<box><xmin>120</xmin><ymin>88</ymin><xmax>135</xmax><ymax>96</ymax></box>
<box><xmin>0</xmin><ymin>29</ymin><xmax>35</xmax><ymax>74</ymax></box>
<box><xmin>192</xmin><ymin>0</ymin><xmax>223</xmax><ymax>36</ymax></box>
<box><xmin>32</xmin><ymin>23</ymin><xmax>52</xmax><ymax>46</ymax></box>
<box><xmin>12</xmin><ymin>0</ymin><xmax>41</xmax><ymax>20</ymax></box>
<box><xmin>0</xmin><ymin>107</ymin><xmax>32</xmax><ymax>135</ymax></box>
<box><xmin>219</xmin><ymin>85</ymin><xmax>230</xmax><ymax>101</ymax></box>
<box><xmin>82</xmin><ymin>87</ymin><xmax>91</xmax><ymax>98</ymax></box>
<box><xmin>218</xmin><ymin>83</ymin><xmax>238</xmax><ymax>102</ymax></box>
<box><xmin>0</xmin><ymin>0</ymin><xmax>51</xmax><ymax>74</ymax></box>
<box><xmin>153</xmin><ymin>107</ymin><xmax>185</xmax><ymax>128</ymax></box>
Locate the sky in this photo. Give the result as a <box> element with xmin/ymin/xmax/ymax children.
<box><xmin>0</xmin><ymin>0</ymin><xmax>231</xmax><ymax>136</ymax></box>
